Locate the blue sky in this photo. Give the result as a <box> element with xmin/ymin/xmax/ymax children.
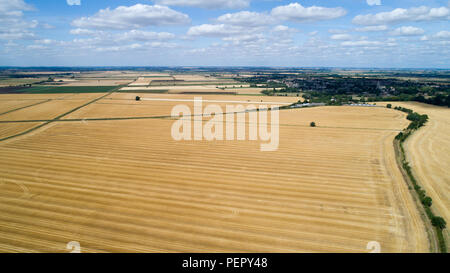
<box><xmin>0</xmin><ymin>0</ymin><xmax>449</xmax><ymax>67</ymax></box>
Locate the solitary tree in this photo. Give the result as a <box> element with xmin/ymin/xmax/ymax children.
<box><xmin>136</xmin><ymin>96</ymin><xmax>141</xmax><ymax>101</ymax></box>
<box><xmin>310</xmin><ymin>122</ymin><xmax>316</xmax><ymax>127</ymax></box>
<box><xmin>387</xmin><ymin>104</ymin><xmax>392</xmax><ymax>109</ymax></box>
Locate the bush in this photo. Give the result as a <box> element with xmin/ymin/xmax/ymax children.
<box><xmin>310</xmin><ymin>122</ymin><xmax>316</xmax><ymax>127</ymax></box>
<box><xmin>432</xmin><ymin>217</ymin><xmax>447</xmax><ymax>230</ymax></box>
<box><xmin>422</xmin><ymin>196</ymin><xmax>433</xmax><ymax>207</ymax></box>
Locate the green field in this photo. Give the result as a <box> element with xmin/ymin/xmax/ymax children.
<box><xmin>18</xmin><ymin>86</ymin><xmax>117</xmax><ymax>94</ymax></box>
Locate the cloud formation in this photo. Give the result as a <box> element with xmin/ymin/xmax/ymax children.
<box><xmin>216</xmin><ymin>11</ymin><xmax>275</xmax><ymax>26</ymax></box>
<box><xmin>353</xmin><ymin>5</ymin><xmax>450</xmax><ymax>25</ymax></box>
<box><xmin>271</xmin><ymin>3</ymin><xmax>347</xmax><ymax>22</ymax></box>
<box><xmin>0</xmin><ymin>0</ymin><xmax>37</xmax><ymax>40</ymax></box>
<box><xmin>67</xmin><ymin>0</ymin><xmax>81</xmax><ymax>6</ymax></box>
<box><xmin>155</xmin><ymin>0</ymin><xmax>250</xmax><ymax>9</ymax></box>
<box><xmin>187</xmin><ymin>24</ymin><xmax>248</xmax><ymax>37</ymax></box>
<box><xmin>71</xmin><ymin>4</ymin><xmax>190</xmax><ymax>30</ymax></box>
<box><xmin>366</xmin><ymin>0</ymin><xmax>381</xmax><ymax>6</ymax></box>
<box><xmin>390</xmin><ymin>26</ymin><xmax>425</xmax><ymax>36</ymax></box>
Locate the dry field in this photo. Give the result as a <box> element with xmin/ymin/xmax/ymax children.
<box><xmin>379</xmin><ymin>102</ymin><xmax>450</xmax><ymax>243</ymax></box>
<box><xmin>120</xmin><ymin>86</ymin><xmax>271</xmax><ymax>95</ymax></box>
<box><xmin>60</xmin><ymin>79</ymin><xmax>132</xmax><ymax>86</ymax></box>
<box><xmin>66</xmin><ymin>94</ymin><xmax>297</xmax><ymax>119</ymax></box>
<box><xmin>0</xmin><ymin>99</ymin><xmax>93</xmax><ymax>121</ymax></box>
<box><xmin>0</xmin><ymin>92</ymin><xmax>431</xmax><ymax>253</ymax></box>
<box><xmin>0</xmin><ymin>94</ymin><xmax>105</xmax><ymax>139</ymax></box>
<box><xmin>121</xmin><ymin>86</ymin><xmax>232</xmax><ymax>94</ymax></box>
<box><xmin>173</xmin><ymin>75</ymin><xmax>218</xmax><ymax>81</ymax></box>
<box><xmin>128</xmin><ymin>77</ymin><xmax>152</xmax><ymax>87</ymax></box>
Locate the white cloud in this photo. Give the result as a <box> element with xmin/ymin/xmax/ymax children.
<box><xmin>366</xmin><ymin>0</ymin><xmax>381</xmax><ymax>6</ymax></box>
<box><xmin>69</xmin><ymin>29</ymin><xmax>176</xmax><ymax>49</ymax></box>
<box><xmin>435</xmin><ymin>30</ymin><xmax>450</xmax><ymax>39</ymax></box>
<box><xmin>222</xmin><ymin>33</ymin><xmax>265</xmax><ymax>44</ymax></box>
<box><xmin>155</xmin><ymin>0</ymin><xmax>250</xmax><ymax>9</ymax></box>
<box><xmin>422</xmin><ymin>31</ymin><xmax>450</xmax><ymax>42</ymax></box>
<box><xmin>0</xmin><ymin>0</ymin><xmax>37</xmax><ymax>40</ymax></box>
<box><xmin>272</xmin><ymin>25</ymin><xmax>297</xmax><ymax>33</ymax></box>
<box><xmin>0</xmin><ymin>0</ymin><xmax>32</xmax><ymax>13</ymax></box>
<box><xmin>331</xmin><ymin>34</ymin><xmax>352</xmax><ymax>40</ymax></box>
<box><xmin>353</xmin><ymin>6</ymin><xmax>450</xmax><ymax>25</ymax></box>
<box><xmin>67</xmin><ymin>0</ymin><xmax>81</xmax><ymax>6</ymax></box>
<box><xmin>355</xmin><ymin>25</ymin><xmax>388</xmax><ymax>32</ymax></box>
<box><xmin>216</xmin><ymin>11</ymin><xmax>275</xmax><ymax>26</ymax></box>
<box><xmin>390</xmin><ymin>26</ymin><xmax>425</xmax><ymax>36</ymax></box>
<box><xmin>187</xmin><ymin>24</ymin><xmax>247</xmax><ymax>37</ymax></box>
<box><xmin>271</xmin><ymin>3</ymin><xmax>347</xmax><ymax>22</ymax></box>
<box><xmin>117</xmin><ymin>30</ymin><xmax>175</xmax><ymax>41</ymax></box>
<box><xmin>328</xmin><ymin>29</ymin><xmax>348</xmax><ymax>34</ymax></box>
<box><xmin>70</xmin><ymin>28</ymin><xmax>99</xmax><ymax>35</ymax></box>
<box><xmin>72</xmin><ymin>4</ymin><xmax>190</xmax><ymax>30</ymax></box>
<box><xmin>341</xmin><ymin>40</ymin><xmax>382</xmax><ymax>46</ymax></box>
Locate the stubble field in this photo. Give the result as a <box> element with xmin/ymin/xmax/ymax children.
<box><xmin>378</xmin><ymin>102</ymin><xmax>450</xmax><ymax>243</ymax></box>
<box><xmin>0</xmin><ymin>93</ymin><xmax>430</xmax><ymax>252</ymax></box>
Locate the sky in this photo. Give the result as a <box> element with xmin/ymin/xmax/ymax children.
<box><xmin>0</xmin><ymin>0</ymin><xmax>449</xmax><ymax>68</ymax></box>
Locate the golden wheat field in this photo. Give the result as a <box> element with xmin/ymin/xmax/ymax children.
<box><xmin>379</xmin><ymin>102</ymin><xmax>450</xmax><ymax>243</ymax></box>
<box><xmin>0</xmin><ymin>93</ymin><xmax>430</xmax><ymax>252</ymax></box>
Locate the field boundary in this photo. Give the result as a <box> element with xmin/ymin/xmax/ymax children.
<box><xmin>392</xmin><ymin>106</ymin><xmax>447</xmax><ymax>253</ymax></box>
<box><xmin>0</xmin><ymin>86</ymin><xmax>124</xmax><ymax>142</ymax></box>
<box><xmin>0</xmin><ymin>99</ymin><xmax>51</xmax><ymax>116</ymax></box>
<box><xmin>394</xmin><ymin>140</ymin><xmax>438</xmax><ymax>252</ymax></box>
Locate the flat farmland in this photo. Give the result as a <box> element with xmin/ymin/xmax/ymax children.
<box><xmin>61</xmin><ymin>79</ymin><xmax>132</xmax><ymax>86</ymax></box>
<box><xmin>0</xmin><ymin>122</ymin><xmax>44</xmax><ymax>140</ymax></box>
<box><xmin>106</xmin><ymin>93</ymin><xmax>299</xmax><ymax>104</ymax></box>
<box><xmin>0</xmin><ymin>99</ymin><xmax>94</xmax><ymax>121</ymax></box>
<box><xmin>379</xmin><ymin>102</ymin><xmax>450</xmax><ymax>243</ymax></box>
<box><xmin>65</xmin><ymin>94</ymin><xmax>297</xmax><ymax>119</ymax></box>
<box><xmin>0</xmin><ymin>98</ymin><xmax>429</xmax><ymax>252</ymax></box>
<box><xmin>0</xmin><ymin>100</ymin><xmax>48</xmax><ymax>115</ymax></box>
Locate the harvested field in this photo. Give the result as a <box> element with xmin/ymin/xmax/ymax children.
<box><xmin>0</xmin><ymin>100</ymin><xmax>48</xmax><ymax>115</ymax></box>
<box><xmin>0</xmin><ymin>122</ymin><xmax>43</xmax><ymax>140</ymax></box>
<box><xmin>379</xmin><ymin>102</ymin><xmax>450</xmax><ymax>243</ymax></box>
<box><xmin>0</xmin><ymin>99</ymin><xmax>94</xmax><ymax>121</ymax></box>
<box><xmin>173</xmin><ymin>75</ymin><xmax>218</xmax><ymax>81</ymax></box>
<box><xmin>128</xmin><ymin>78</ymin><xmax>153</xmax><ymax>87</ymax></box>
<box><xmin>61</xmin><ymin>80</ymin><xmax>131</xmax><ymax>86</ymax></box>
<box><xmin>227</xmin><ymin>88</ymin><xmax>271</xmax><ymax>95</ymax></box>
<box><xmin>106</xmin><ymin>93</ymin><xmax>299</xmax><ymax>104</ymax></box>
<box><xmin>121</xmin><ymin>86</ymin><xmax>229</xmax><ymax>94</ymax></box>
<box><xmin>18</xmin><ymin>86</ymin><xmax>117</xmax><ymax>94</ymax></box>
<box><xmin>0</xmin><ymin>96</ymin><xmax>429</xmax><ymax>252</ymax></box>
<box><xmin>65</xmin><ymin>94</ymin><xmax>297</xmax><ymax>119</ymax></box>
<box><xmin>150</xmin><ymin>81</ymin><xmax>238</xmax><ymax>86</ymax></box>
<box><xmin>0</xmin><ymin>78</ymin><xmax>46</xmax><ymax>87</ymax></box>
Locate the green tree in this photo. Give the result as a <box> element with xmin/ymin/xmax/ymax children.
<box><xmin>387</xmin><ymin>104</ymin><xmax>392</xmax><ymax>109</ymax></box>
<box><xmin>422</xmin><ymin>197</ymin><xmax>432</xmax><ymax>207</ymax></box>
<box><xmin>310</xmin><ymin>122</ymin><xmax>316</xmax><ymax>127</ymax></box>
<box><xmin>431</xmin><ymin>217</ymin><xmax>447</xmax><ymax>229</ymax></box>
